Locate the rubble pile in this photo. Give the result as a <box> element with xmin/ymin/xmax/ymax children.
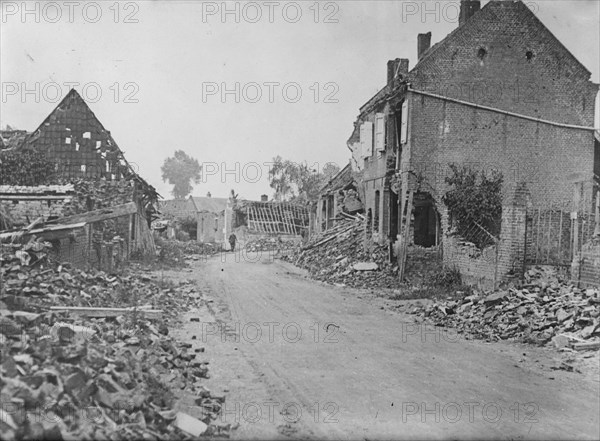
<box><xmin>1</xmin><ymin>240</ymin><xmax>226</xmax><ymax>440</ymax></box>
<box><xmin>154</xmin><ymin>238</ymin><xmax>218</xmax><ymax>267</ymax></box>
<box><xmin>244</xmin><ymin>237</ymin><xmax>297</xmax><ymax>253</ymax></box>
<box><xmin>406</xmin><ymin>266</ymin><xmax>600</xmax><ymax>349</ymax></box>
<box><xmin>290</xmin><ymin>217</ymin><xmax>400</xmax><ymax>289</ymax></box>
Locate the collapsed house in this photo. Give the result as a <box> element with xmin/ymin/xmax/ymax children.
<box><xmin>232</xmin><ymin>196</ymin><xmax>310</xmax><ymax>244</ymax></box>
<box><xmin>0</xmin><ymin>89</ymin><xmax>159</xmax><ymax>270</ymax></box>
<box><xmin>348</xmin><ymin>0</ymin><xmax>599</xmax><ymax>288</ymax></box>
<box><xmin>313</xmin><ymin>163</ymin><xmax>363</xmax><ymax>234</ymax></box>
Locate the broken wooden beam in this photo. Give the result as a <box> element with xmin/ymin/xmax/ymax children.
<box><xmin>49</xmin><ymin>306</ymin><xmax>163</xmax><ymax>319</ymax></box>
<box><xmin>47</xmin><ymin>202</ymin><xmax>138</xmax><ymax>225</ymax></box>
<box><xmin>0</xmin><ymin>222</ymin><xmax>86</xmax><ymax>242</ymax></box>
<box><xmin>572</xmin><ymin>341</ymin><xmax>600</xmax><ymax>351</ymax></box>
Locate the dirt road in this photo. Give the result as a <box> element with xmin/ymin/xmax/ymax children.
<box><xmin>168</xmin><ymin>252</ymin><xmax>600</xmax><ymax>440</ymax></box>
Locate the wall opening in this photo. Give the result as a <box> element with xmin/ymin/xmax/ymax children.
<box><xmin>374</xmin><ymin>190</ymin><xmax>380</xmax><ymax>232</ymax></box>
<box><xmin>413</xmin><ymin>193</ymin><xmax>439</xmax><ymax>248</ymax></box>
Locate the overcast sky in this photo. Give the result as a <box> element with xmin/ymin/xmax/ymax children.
<box><xmin>1</xmin><ymin>0</ymin><xmax>599</xmax><ymax>200</ymax></box>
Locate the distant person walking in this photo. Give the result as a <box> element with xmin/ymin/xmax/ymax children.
<box><xmin>229</xmin><ymin>233</ymin><xmax>237</xmax><ymax>252</ymax></box>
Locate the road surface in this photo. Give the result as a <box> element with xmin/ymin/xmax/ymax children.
<box><xmin>167</xmin><ymin>251</ymin><xmax>600</xmax><ymax>440</ymax></box>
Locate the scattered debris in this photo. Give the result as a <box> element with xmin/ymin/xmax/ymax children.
<box><xmin>406</xmin><ymin>266</ymin><xmax>600</xmax><ymax>349</ymax></box>
<box><xmin>287</xmin><ymin>216</ymin><xmax>401</xmax><ymax>289</ymax></box>
<box><xmin>0</xmin><ymin>240</ymin><xmax>228</xmax><ymax>440</ymax></box>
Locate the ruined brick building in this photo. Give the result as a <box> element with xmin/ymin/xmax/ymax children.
<box><xmin>0</xmin><ymin>89</ymin><xmax>158</xmax><ymax>268</ymax></box>
<box><xmin>349</xmin><ymin>0</ymin><xmax>599</xmax><ymax>286</ymax></box>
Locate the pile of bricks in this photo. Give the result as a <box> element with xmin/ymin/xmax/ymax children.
<box><xmin>0</xmin><ymin>242</ymin><xmax>229</xmax><ymax>440</ymax></box>
<box><xmin>406</xmin><ymin>266</ymin><xmax>600</xmax><ymax>350</ymax></box>
<box><xmin>289</xmin><ymin>218</ymin><xmax>401</xmax><ymax>289</ymax></box>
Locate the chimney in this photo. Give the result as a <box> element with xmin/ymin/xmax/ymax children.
<box><xmin>206</xmin><ymin>192</ymin><xmax>211</xmax><ymax>198</ymax></box>
<box><xmin>459</xmin><ymin>0</ymin><xmax>480</xmax><ymax>26</ymax></box>
<box><xmin>417</xmin><ymin>32</ymin><xmax>432</xmax><ymax>60</ymax></box>
<box><xmin>261</xmin><ymin>194</ymin><xmax>268</xmax><ymax>202</ymax></box>
<box><xmin>387</xmin><ymin>58</ymin><xmax>410</xmax><ymax>87</ymax></box>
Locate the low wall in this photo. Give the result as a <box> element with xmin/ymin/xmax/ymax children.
<box><xmin>579</xmin><ymin>241</ymin><xmax>600</xmax><ymax>287</ymax></box>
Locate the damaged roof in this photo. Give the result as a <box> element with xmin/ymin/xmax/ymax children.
<box><xmin>320</xmin><ymin>163</ymin><xmax>354</xmax><ymax>195</ymax></box>
<box><xmin>3</xmin><ymin>89</ymin><xmax>160</xmax><ymax>204</ymax></box>
<box><xmin>189</xmin><ymin>196</ymin><xmax>230</xmax><ymax>214</ymax></box>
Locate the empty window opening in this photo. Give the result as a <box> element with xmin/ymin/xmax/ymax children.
<box><xmin>80</xmin><ymin>164</ymin><xmax>86</xmax><ymax>172</ymax></box>
<box><xmin>413</xmin><ymin>193</ymin><xmax>439</xmax><ymax>248</ymax></box>
<box><xmin>326</xmin><ymin>194</ymin><xmax>334</xmax><ymax>230</ymax></box>
<box><xmin>477</xmin><ymin>48</ymin><xmax>487</xmax><ymax>60</ymax></box>
<box><xmin>83</xmin><ymin>132</ymin><xmax>91</xmax><ymax>139</ymax></box>
<box><xmin>526</xmin><ymin>51</ymin><xmax>534</xmax><ymax>62</ymax></box>
<box><xmin>374</xmin><ymin>190</ymin><xmax>380</xmax><ymax>232</ymax></box>
<box><xmin>65</xmin><ymin>137</ymin><xmax>71</xmax><ymax>144</ymax></box>
<box><xmin>75</xmin><ymin>142</ymin><xmax>80</xmax><ymax>151</ymax></box>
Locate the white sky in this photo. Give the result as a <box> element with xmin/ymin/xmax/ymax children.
<box><xmin>1</xmin><ymin>0</ymin><xmax>599</xmax><ymax>200</ymax></box>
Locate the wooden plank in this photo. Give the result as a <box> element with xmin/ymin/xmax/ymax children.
<box><xmin>49</xmin><ymin>202</ymin><xmax>138</xmax><ymax>225</ymax></box>
<box><xmin>265</xmin><ymin>206</ymin><xmax>275</xmax><ymax>233</ymax></box>
<box><xmin>50</xmin><ymin>306</ymin><xmax>162</xmax><ymax>319</ymax></box>
<box><xmin>535</xmin><ymin>209</ymin><xmax>541</xmax><ymax>263</ymax></box>
<box><xmin>0</xmin><ymin>222</ymin><xmax>86</xmax><ymax>241</ymax></box>
<box><xmin>595</xmin><ymin>192</ymin><xmax>600</xmax><ymax>236</ymax></box>
<box><xmin>399</xmin><ymin>190</ymin><xmax>414</xmax><ymax>281</ymax></box>
<box><xmin>278</xmin><ymin>204</ymin><xmax>288</xmax><ymax>234</ymax></box>
<box><xmin>573</xmin><ymin>341</ymin><xmax>600</xmax><ymax>351</ymax></box>
<box><xmin>546</xmin><ymin>210</ymin><xmax>552</xmax><ymax>263</ymax></box>
<box><xmin>558</xmin><ymin>211</ymin><xmax>563</xmax><ymax>264</ymax></box>
<box><xmin>0</xmin><ymin>195</ymin><xmax>73</xmax><ymax>201</ymax></box>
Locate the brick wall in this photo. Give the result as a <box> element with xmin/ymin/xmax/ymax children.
<box><xmin>441</xmin><ymin>184</ymin><xmax>529</xmax><ymax>288</ymax></box>
<box><xmin>405</xmin><ymin>1</ymin><xmax>597</xmax><ymax>209</ymax></box>
<box><xmin>158</xmin><ymin>199</ymin><xmax>196</xmax><ymax>220</ymax></box>
<box><xmin>0</xmin><ymin>185</ymin><xmax>75</xmax><ymax>227</ymax></box>
<box><xmin>440</xmin><ymin>205</ymin><xmax>498</xmax><ymax>289</ymax></box>
<box><xmin>27</xmin><ymin>90</ymin><xmax>132</xmax><ymax>181</ymax></box>
<box><xmin>359</xmin><ymin>100</ymin><xmax>396</xmax><ymax>246</ymax></box>
<box><xmin>406</xmin><ymin>96</ymin><xmax>595</xmax><ymax>208</ymax></box>
<box><xmin>579</xmin><ymin>241</ymin><xmax>600</xmax><ymax>287</ymax></box>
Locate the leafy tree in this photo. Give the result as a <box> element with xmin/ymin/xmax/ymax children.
<box><xmin>269</xmin><ymin>156</ymin><xmax>296</xmax><ymax>201</ymax></box>
<box><xmin>161</xmin><ymin>150</ymin><xmax>202</xmax><ymax>199</ymax></box>
<box><xmin>268</xmin><ymin>157</ymin><xmax>341</xmax><ymax>202</ymax></box>
<box><xmin>442</xmin><ymin>164</ymin><xmax>503</xmax><ymax>249</ymax></box>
